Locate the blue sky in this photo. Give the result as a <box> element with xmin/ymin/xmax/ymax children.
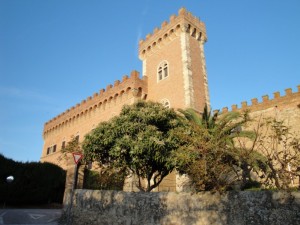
<box><xmin>1</xmin><ymin>0</ymin><xmax>299</xmax><ymax>162</ymax></box>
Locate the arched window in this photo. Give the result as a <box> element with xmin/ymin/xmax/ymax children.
<box><xmin>161</xmin><ymin>99</ymin><xmax>170</xmax><ymax>108</ymax></box>
<box><xmin>157</xmin><ymin>61</ymin><xmax>169</xmax><ymax>81</ymax></box>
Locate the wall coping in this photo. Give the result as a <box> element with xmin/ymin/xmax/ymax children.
<box><xmin>220</xmin><ymin>85</ymin><xmax>300</xmax><ymax>114</ymax></box>
<box><xmin>43</xmin><ymin>70</ymin><xmax>147</xmax><ymax>135</ymax></box>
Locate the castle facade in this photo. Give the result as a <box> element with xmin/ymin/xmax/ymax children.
<box><xmin>41</xmin><ymin>8</ymin><xmax>300</xmax><ymax>191</ymax></box>
<box><xmin>41</xmin><ymin>8</ymin><xmax>209</xmax><ymax>169</ymax></box>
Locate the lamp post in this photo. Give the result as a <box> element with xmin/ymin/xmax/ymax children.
<box><xmin>6</xmin><ymin>176</ymin><xmax>14</xmax><ymax>183</ymax></box>
<box><xmin>3</xmin><ymin>175</ymin><xmax>14</xmax><ymax>208</ymax></box>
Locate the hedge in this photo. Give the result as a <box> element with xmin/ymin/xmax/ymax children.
<box><xmin>0</xmin><ymin>154</ymin><xmax>66</xmax><ymax>206</ymax></box>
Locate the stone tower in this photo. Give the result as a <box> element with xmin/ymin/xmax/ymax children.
<box><xmin>139</xmin><ymin>8</ymin><xmax>210</xmax><ymax>112</ymax></box>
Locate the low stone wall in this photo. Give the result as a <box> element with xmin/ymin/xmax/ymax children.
<box><xmin>67</xmin><ymin>190</ymin><xmax>300</xmax><ymax>225</ymax></box>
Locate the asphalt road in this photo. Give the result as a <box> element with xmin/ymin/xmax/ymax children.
<box><xmin>0</xmin><ymin>209</ymin><xmax>62</xmax><ymax>225</ymax></box>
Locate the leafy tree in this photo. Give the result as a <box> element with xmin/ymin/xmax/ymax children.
<box><xmin>62</xmin><ymin>135</ymin><xmax>82</xmax><ymax>154</ymax></box>
<box><xmin>177</xmin><ymin>106</ymin><xmax>261</xmax><ymax>192</ymax></box>
<box><xmin>62</xmin><ymin>135</ymin><xmax>127</xmax><ymax>190</ymax></box>
<box><xmin>56</xmin><ymin>135</ymin><xmax>83</xmax><ymax>166</ymax></box>
<box><xmin>83</xmin><ymin>168</ymin><xmax>125</xmax><ymax>190</ymax></box>
<box><xmin>83</xmin><ymin>101</ymin><xmax>190</xmax><ymax>192</ymax></box>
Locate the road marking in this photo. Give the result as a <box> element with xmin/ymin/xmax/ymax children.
<box><xmin>47</xmin><ymin>218</ymin><xmax>57</xmax><ymax>222</ymax></box>
<box><xmin>28</xmin><ymin>213</ymin><xmax>45</xmax><ymax>220</ymax></box>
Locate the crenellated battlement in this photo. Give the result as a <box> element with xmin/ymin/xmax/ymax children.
<box><xmin>220</xmin><ymin>85</ymin><xmax>300</xmax><ymax>114</ymax></box>
<box><xmin>43</xmin><ymin>70</ymin><xmax>147</xmax><ymax>136</ymax></box>
<box><xmin>138</xmin><ymin>7</ymin><xmax>207</xmax><ymax>60</ymax></box>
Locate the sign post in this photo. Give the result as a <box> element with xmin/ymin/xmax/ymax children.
<box><xmin>67</xmin><ymin>152</ymin><xmax>83</xmax><ymax>225</ymax></box>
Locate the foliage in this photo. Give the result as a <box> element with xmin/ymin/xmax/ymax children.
<box><xmin>251</xmin><ymin>117</ymin><xmax>300</xmax><ymax>190</ymax></box>
<box><xmin>81</xmin><ymin>102</ymin><xmax>300</xmax><ymax>193</ymax></box>
<box><xmin>58</xmin><ymin>135</ymin><xmax>84</xmax><ymax>165</ymax></box>
<box><xmin>0</xmin><ymin>154</ymin><xmax>66</xmax><ymax>206</ymax></box>
<box><xmin>232</xmin><ymin>132</ymin><xmax>269</xmax><ymax>190</ymax></box>
<box><xmin>177</xmin><ymin>106</ymin><xmax>262</xmax><ymax>192</ymax></box>
<box><xmin>83</xmin><ymin>168</ymin><xmax>126</xmax><ymax>190</ymax></box>
<box><xmin>83</xmin><ymin>101</ymin><xmax>190</xmax><ymax>192</ymax></box>
<box><xmin>62</xmin><ymin>135</ymin><xmax>82</xmax><ymax>154</ymax></box>
<box><xmin>179</xmin><ymin>106</ymin><xmax>300</xmax><ymax>192</ymax></box>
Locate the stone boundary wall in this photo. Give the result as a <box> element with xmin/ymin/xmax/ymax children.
<box><xmin>67</xmin><ymin>190</ymin><xmax>300</xmax><ymax>225</ymax></box>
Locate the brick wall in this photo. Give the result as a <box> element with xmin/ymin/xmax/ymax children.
<box><xmin>41</xmin><ymin>71</ymin><xmax>147</xmax><ymax>169</ymax></box>
<box><xmin>220</xmin><ymin>85</ymin><xmax>300</xmax><ymax>134</ymax></box>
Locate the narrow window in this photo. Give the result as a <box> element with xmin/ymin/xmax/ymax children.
<box><xmin>163</xmin><ymin>63</ymin><xmax>168</xmax><ymax>78</ymax></box>
<box><xmin>157</xmin><ymin>61</ymin><xmax>169</xmax><ymax>81</ymax></box>
<box><xmin>53</xmin><ymin>145</ymin><xmax>57</xmax><ymax>153</ymax></box>
<box><xmin>75</xmin><ymin>135</ymin><xmax>79</xmax><ymax>142</ymax></box>
<box><xmin>191</xmin><ymin>28</ymin><xmax>196</xmax><ymax>37</ymax></box>
<box><xmin>158</xmin><ymin>67</ymin><xmax>163</xmax><ymax>80</ymax></box>
<box><xmin>47</xmin><ymin>147</ymin><xmax>50</xmax><ymax>155</ymax></box>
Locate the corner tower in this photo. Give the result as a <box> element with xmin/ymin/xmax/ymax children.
<box><xmin>139</xmin><ymin>8</ymin><xmax>210</xmax><ymax>112</ymax></box>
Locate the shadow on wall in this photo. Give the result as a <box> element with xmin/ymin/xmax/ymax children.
<box><xmin>65</xmin><ymin>190</ymin><xmax>300</xmax><ymax>225</ymax></box>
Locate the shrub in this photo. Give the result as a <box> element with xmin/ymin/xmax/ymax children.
<box><xmin>0</xmin><ymin>154</ymin><xmax>66</xmax><ymax>206</ymax></box>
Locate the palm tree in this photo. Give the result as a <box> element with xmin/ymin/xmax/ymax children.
<box><xmin>179</xmin><ymin>104</ymin><xmax>251</xmax><ymax>147</ymax></box>
<box><xmin>178</xmin><ymin>105</ymin><xmax>265</xmax><ymax>191</ymax></box>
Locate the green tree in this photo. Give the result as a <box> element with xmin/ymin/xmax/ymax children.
<box><xmin>62</xmin><ymin>135</ymin><xmax>82</xmax><ymax>154</ymax></box>
<box><xmin>83</xmin><ymin>168</ymin><xmax>125</xmax><ymax>190</ymax></box>
<box><xmin>177</xmin><ymin>106</ymin><xmax>260</xmax><ymax>192</ymax></box>
<box><xmin>83</xmin><ymin>101</ymin><xmax>190</xmax><ymax>192</ymax></box>
<box><xmin>58</xmin><ymin>135</ymin><xmax>84</xmax><ymax>166</ymax></box>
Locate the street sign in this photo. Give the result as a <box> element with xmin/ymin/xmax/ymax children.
<box><xmin>72</xmin><ymin>152</ymin><xmax>83</xmax><ymax>164</ymax></box>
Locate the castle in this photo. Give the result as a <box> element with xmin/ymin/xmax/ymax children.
<box><xmin>40</xmin><ymin>8</ymin><xmax>300</xmax><ymax>191</ymax></box>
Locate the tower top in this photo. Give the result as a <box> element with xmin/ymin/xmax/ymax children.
<box><xmin>139</xmin><ymin>8</ymin><xmax>207</xmax><ymax>60</ymax></box>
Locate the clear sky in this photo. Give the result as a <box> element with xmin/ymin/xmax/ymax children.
<box><xmin>1</xmin><ymin>0</ymin><xmax>299</xmax><ymax>162</ymax></box>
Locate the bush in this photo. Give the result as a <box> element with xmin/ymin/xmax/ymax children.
<box><xmin>0</xmin><ymin>154</ymin><xmax>66</xmax><ymax>206</ymax></box>
<box><xmin>83</xmin><ymin>168</ymin><xmax>125</xmax><ymax>190</ymax></box>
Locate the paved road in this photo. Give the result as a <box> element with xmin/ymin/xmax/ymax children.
<box><xmin>0</xmin><ymin>209</ymin><xmax>62</xmax><ymax>225</ymax></box>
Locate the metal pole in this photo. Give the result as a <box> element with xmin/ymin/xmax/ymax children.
<box><xmin>67</xmin><ymin>164</ymin><xmax>78</xmax><ymax>225</ymax></box>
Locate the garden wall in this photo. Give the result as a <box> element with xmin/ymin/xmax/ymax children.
<box><xmin>66</xmin><ymin>190</ymin><xmax>300</xmax><ymax>225</ymax></box>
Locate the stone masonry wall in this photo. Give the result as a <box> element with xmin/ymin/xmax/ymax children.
<box><xmin>67</xmin><ymin>190</ymin><xmax>300</xmax><ymax>225</ymax></box>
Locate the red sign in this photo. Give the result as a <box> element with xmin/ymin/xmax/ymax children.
<box><xmin>72</xmin><ymin>152</ymin><xmax>83</xmax><ymax>164</ymax></box>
